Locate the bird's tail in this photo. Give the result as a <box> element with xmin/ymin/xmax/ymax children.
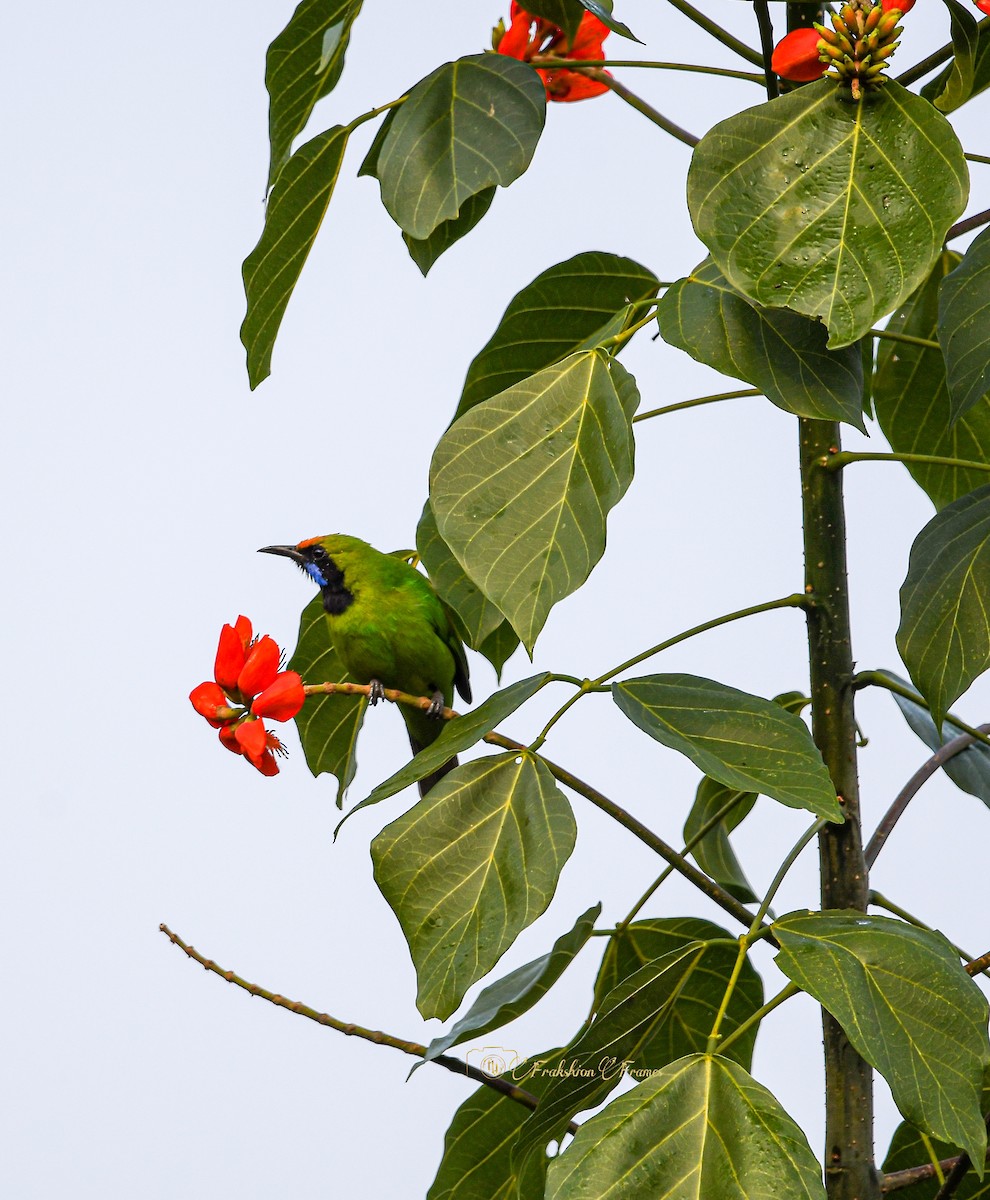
<box><xmin>408</xmin><ymin>732</ymin><xmax>458</xmax><ymax>798</ymax></box>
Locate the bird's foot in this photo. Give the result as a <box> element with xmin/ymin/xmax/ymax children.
<box><xmin>368</xmin><ymin>679</ymin><xmax>386</xmax><ymax>706</ymax></box>
<box><xmin>427</xmin><ymin>690</ymin><xmax>446</xmax><ymax>719</ymax></box>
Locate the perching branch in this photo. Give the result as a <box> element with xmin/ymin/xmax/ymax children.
<box><xmin>158</xmin><ymin>923</ymin><xmax>577</xmax><ymax>1130</ymax></box>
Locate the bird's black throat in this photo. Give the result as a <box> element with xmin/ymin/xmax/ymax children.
<box><xmin>308</xmin><ymin>549</ymin><xmax>354</xmax><ymax>615</ymax></box>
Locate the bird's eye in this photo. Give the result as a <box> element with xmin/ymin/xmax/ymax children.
<box><xmin>312</xmin><ymin>547</ymin><xmax>329</xmax><ymax>565</ymax></box>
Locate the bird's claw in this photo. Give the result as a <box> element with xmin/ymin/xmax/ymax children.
<box><xmin>368</xmin><ymin>680</ymin><xmax>386</xmax><ymax>706</ymax></box>
<box><xmin>427</xmin><ymin>690</ymin><xmax>445</xmax><ymax>720</ymax></box>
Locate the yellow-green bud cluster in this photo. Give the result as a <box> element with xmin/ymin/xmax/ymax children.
<box><xmin>815</xmin><ymin>0</ymin><xmax>902</xmax><ymax>99</ymax></box>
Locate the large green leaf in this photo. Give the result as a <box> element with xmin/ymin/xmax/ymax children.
<box><xmin>417</xmin><ymin>501</ymin><xmax>518</xmax><ymax>669</ymax></box>
<box><xmin>774</xmin><ymin>911</ymin><xmax>990</xmax><ymax>1168</ymax></box>
<box><xmin>688</xmin><ymin>80</ymin><xmax>969</xmax><ymax>347</ymax></box>
<box><xmin>288</xmin><ymin>594</ymin><xmax>366</xmax><ymax>806</ymax></box>
<box><xmin>351</xmin><ymin>673</ymin><xmax>553</xmax><ymax>814</ymax></box>
<box><xmin>371</xmin><ymin>753</ymin><xmax>576</xmax><ymax>1020</ymax></box>
<box><xmin>684</xmin><ymin>779</ymin><xmax>758</xmax><ymax>904</ymax></box>
<box><xmin>404</xmin><ymin>187</ymin><xmax>496</xmax><ymax>276</ymax></box>
<box><xmin>657</xmin><ymin>258</ymin><xmax>865</xmax><ymax>427</ymax></box>
<box><xmin>612</xmin><ymin>674</ymin><xmax>843</xmax><ymax>820</ymax></box>
<box><xmin>897</xmin><ymin>484</ymin><xmax>990</xmax><ymax>726</ymax></box>
<box><xmin>457</xmin><ymin>252</ymin><xmax>659</xmax><ymax>419</ymax></box>
<box><xmin>928</xmin><ymin>0</ymin><xmax>980</xmax><ymax>113</ymax></box>
<box><xmin>241</xmin><ymin>125</ymin><xmax>350</xmax><ymax>389</ymax></box>
<box><xmin>874</xmin><ymin>250</ymin><xmax>990</xmax><ymax>509</ymax></box>
<box><xmin>418</xmin><ymin>905</ymin><xmax>600</xmax><ymax>1069</ymax></box>
<box><xmin>514</xmin><ymin>931</ymin><xmax>764</xmax><ymax>1177</ymax></box>
<box><xmin>264</xmin><ymin>0</ymin><xmax>363</xmax><ymax>189</ymax></box>
<box><xmin>432</xmin><ymin>352</ymin><xmax>638</xmax><ymax>653</ymax></box>
<box><xmin>880</xmin><ymin>669</ymin><xmax>990</xmax><ymax>811</ymax></box>
<box><xmin>923</xmin><ymin>17</ymin><xmax>990</xmax><ymax>107</ymax></box>
<box><xmin>594</xmin><ymin>917</ymin><xmax>764</xmax><ymax>1069</ymax></box>
<box><xmin>939</xmin><ymin>226</ymin><xmax>990</xmax><ymax>423</ymax></box>
<box><xmin>546</xmin><ymin>1054</ymin><xmax>826</xmax><ymax>1200</ymax></box>
<box><xmin>376</xmin><ymin>54</ymin><xmax>545</xmax><ymax>241</ymax></box>
<box><xmin>881</xmin><ymin>1074</ymin><xmax>990</xmax><ymax>1199</ymax></box>
<box><xmin>426</xmin><ymin>1048</ymin><xmax>563</xmax><ymax>1200</ymax></box>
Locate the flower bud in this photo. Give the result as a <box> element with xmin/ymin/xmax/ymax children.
<box><xmin>772</xmin><ymin>28</ymin><xmax>828</xmax><ymax>82</ymax></box>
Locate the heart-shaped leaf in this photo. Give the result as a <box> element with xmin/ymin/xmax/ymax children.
<box><xmin>688</xmin><ymin>80</ymin><xmax>969</xmax><ymax>347</ymax></box>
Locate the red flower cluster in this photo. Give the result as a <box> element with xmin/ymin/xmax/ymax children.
<box><xmin>496</xmin><ymin>3</ymin><xmax>611</xmax><ymax>101</ymax></box>
<box><xmin>771</xmin><ymin>0</ymin><xmax>917</xmax><ymax>84</ymax></box>
<box><xmin>190</xmin><ymin>616</ymin><xmax>305</xmax><ymax>776</ymax></box>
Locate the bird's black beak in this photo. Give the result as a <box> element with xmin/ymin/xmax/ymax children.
<box><xmin>258</xmin><ymin>544</ymin><xmax>307</xmax><ymax>566</ymax></box>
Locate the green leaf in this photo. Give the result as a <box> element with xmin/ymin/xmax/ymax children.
<box><xmin>357</xmin><ymin>106</ymin><xmax>396</xmax><ymax>178</ymax></box>
<box><xmin>288</xmin><ymin>594</ymin><xmax>367</xmax><ymax>806</ymax></box>
<box><xmin>350</xmin><ymin>673</ymin><xmax>553</xmax><ymax>816</ymax></box>
<box><xmin>432</xmin><ymin>352</ymin><xmax>638</xmax><ymax>653</ymax></box>
<box><xmin>897</xmin><ymin>484</ymin><xmax>990</xmax><ymax>726</ymax></box>
<box><xmin>594</xmin><ymin>918</ymin><xmax>764</xmax><ymax>1069</ymax></box>
<box><xmin>930</xmin><ymin>0</ymin><xmax>980</xmax><ymax>113</ymax></box>
<box><xmin>416</xmin><ymin>501</ymin><xmax>518</xmax><ymax>668</ymax></box>
<box><xmin>525</xmin><ymin>0</ymin><xmax>584</xmax><ymax>43</ymax></box>
<box><xmin>688</xmin><ymin>80</ymin><xmax>969</xmax><ymax>347</ymax></box>
<box><xmin>939</xmin><ymin>226</ymin><xmax>990</xmax><ymax>423</ymax></box>
<box><xmin>612</xmin><ymin>674</ymin><xmax>843</xmax><ymax>820</ymax></box>
<box><xmin>478</xmin><ymin>621</ymin><xmax>521</xmax><ymax>679</ymax></box>
<box><xmin>418</xmin><ymin>905</ymin><xmax>601</xmax><ymax>1070</ymax></box>
<box><xmin>514</xmin><ymin>931</ymin><xmax>765</xmax><ymax>1176</ymax></box>
<box><xmin>404</xmin><ymin>187</ymin><xmax>496</xmax><ymax>276</ymax></box>
<box><xmin>426</xmin><ymin>1048</ymin><xmax>562</xmax><ymax>1200</ymax></box>
<box><xmin>684</xmin><ymin>779</ymin><xmax>758</xmax><ymax>904</ymax></box>
<box><xmin>774</xmin><ymin>910</ymin><xmax>990</xmax><ymax>1168</ymax></box>
<box><xmin>457</xmin><ymin>252</ymin><xmax>659</xmax><ymax>419</ymax></box>
<box><xmin>880</xmin><ymin>669</ymin><xmax>990</xmax><ymax>811</ymax></box>
<box><xmin>657</xmin><ymin>258</ymin><xmax>865</xmax><ymax>428</ymax></box>
<box><xmin>546</xmin><ymin>1054</ymin><xmax>826</xmax><ymax>1200</ymax></box>
<box><xmin>264</xmin><ymin>0</ymin><xmax>363</xmax><ymax>190</ymax></box>
<box><xmin>576</xmin><ymin>0</ymin><xmax>641</xmax><ymax>42</ymax></box>
<box><xmin>376</xmin><ymin>54</ymin><xmax>545</xmax><ymax>241</ymax></box>
<box><xmin>923</xmin><ymin>18</ymin><xmax>990</xmax><ymax>107</ymax></box>
<box><xmin>371</xmin><ymin>753</ymin><xmax>576</xmax><ymax>1020</ymax></box>
<box><xmin>874</xmin><ymin>250</ymin><xmax>990</xmax><ymax>509</ymax></box>
<box><xmin>881</xmin><ymin>1074</ymin><xmax>990</xmax><ymax>1199</ymax></box>
<box><xmin>241</xmin><ymin>125</ymin><xmax>350</xmax><ymax>389</ymax></box>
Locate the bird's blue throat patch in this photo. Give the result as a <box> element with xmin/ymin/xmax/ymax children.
<box><xmin>304</xmin><ymin>561</ymin><xmax>329</xmax><ymax>588</ymax></box>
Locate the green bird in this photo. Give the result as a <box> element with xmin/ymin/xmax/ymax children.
<box><xmin>259</xmin><ymin>534</ymin><xmax>471</xmax><ymax>796</ymax></box>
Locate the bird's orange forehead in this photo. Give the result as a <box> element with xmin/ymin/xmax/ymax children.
<box><xmin>297</xmin><ymin>536</ymin><xmax>322</xmax><ymax>549</ymax></box>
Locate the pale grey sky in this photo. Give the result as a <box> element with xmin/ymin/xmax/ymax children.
<box><xmin>4</xmin><ymin>3</ymin><xmax>987</xmax><ymax>1196</ymax></box>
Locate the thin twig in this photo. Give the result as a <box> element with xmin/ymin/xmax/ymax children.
<box><xmin>584</xmin><ymin>69</ymin><xmax>700</xmax><ymax>146</ymax></box>
<box><xmin>753</xmin><ymin>0</ymin><xmax>779</xmax><ymax>99</ymax></box>
<box><xmin>664</xmin><ymin>0</ymin><xmax>766</xmax><ymax>66</ymax></box>
<box><xmin>530</xmin><ymin>56</ymin><xmax>764</xmax><ymax>83</ymax></box>
<box><xmin>946</xmin><ymin>206</ymin><xmax>990</xmax><ymax>243</ymax></box>
<box><xmin>158</xmin><ymin>924</ymin><xmax>578</xmax><ymax>1130</ymax></box>
<box><xmin>865</xmin><ymin>724</ymin><xmax>990</xmax><ymax>866</ymax></box>
<box><xmin>633</xmin><ymin>388</ymin><xmax>761</xmax><ymax>423</ymax></box>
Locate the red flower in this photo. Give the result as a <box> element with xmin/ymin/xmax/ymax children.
<box><xmin>976</xmin><ymin>0</ymin><xmax>990</xmax><ymax>15</ymax></box>
<box><xmin>189</xmin><ymin>616</ymin><xmax>304</xmax><ymax>776</ymax></box>
<box><xmin>881</xmin><ymin>0</ymin><xmax>916</xmax><ymax>11</ymax></box>
<box><xmin>496</xmin><ymin>4</ymin><xmax>611</xmax><ymax>102</ymax></box>
<box><xmin>771</xmin><ymin>27</ymin><xmax>827</xmax><ymax>83</ymax></box>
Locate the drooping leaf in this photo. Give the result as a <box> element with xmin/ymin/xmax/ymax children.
<box><xmin>371</xmin><ymin>753</ymin><xmax>576</xmax><ymax>1020</ymax></box>
<box><xmin>288</xmin><ymin>594</ymin><xmax>366</xmax><ymax>806</ymax></box>
<box><xmin>478</xmin><ymin>621</ymin><xmax>521</xmax><ymax>679</ymax></box>
<box><xmin>514</xmin><ymin>931</ymin><xmax>764</xmax><ymax>1177</ymax></box>
<box><xmin>241</xmin><ymin>125</ymin><xmax>350</xmax><ymax>389</ymax></box>
<box><xmin>432</xmin><ymin>352</ymin><xmax>638</xmax><ymax>653</ymax></box>
<box><xmin>939</xmin><ymin>226</ymin><xmax>990</xmax><ymax>423</ymax></box>
<box><xmin>376</xmin><ymin>54</ymin><xmax>545</xmax><ymax>241</ymax></box>
<box><xmin>356</xmin><ymin>106</ymin><xmax>396</xmax><ymax>178</ymax></box>
<box><xmin>351</xmin><ymin>673</ymin><xmax>553</xmax><ymax>814</ymax></box>
<box><xmin>774</xmin><ymin>910</ymin><xmax>990</xmax><ymax>1169</ymax></box>
<box><xmin>418</xmin><ymin>905</ymin><xmax>601</xmax><ymax>1070</ymax></box>
<box><xmin>896</xmin><ymin>484</ymin><xmax>990</xmax><ymax>727</ymax></box>
<box><xmin>264</xmin><ymin>0</ymin><xmax>363</xmax><ymax>189</ymax></box>
<box><xmin>404</xmin><ymin>187</ymin><xmax>497</xmax><ymax>276</ymax></box>
<box><xmin>576</xmin><ymin>0</ymin><xmax>641</xmax><ymax>42</ymax></box>
<box><xmin>613</xmin><ymin>674</ymin><xmax>843</xmax><ymax>820</ymax></box>
<box><xmin>929</xmin><ymin>0</ymin><xmax>979</xmax><ymax>113</ymax></box>
<box><xmin>457</xmin><ymin>252</ymin><xmax>659</xmax><ymax>419</ymax></box>
<box><xmin>417</xmin><ymin>501</ymin><xmax>518</xmax><ymax>667</ymax></box>
<box><xmin>546</xmin><ymin>1054</ymin><xmax>826</xmax><ymax>1200</ymax></box>
<box><xmin>688</xmin><ymin>80</ymin><xmax>969</xmax><ymax>347</ymax></box>
<box><xmin>524</xmin><ymin>0</ymin><xmax>585</xmax><ymax>43</ymax></box>
<box><xmin>426</xmin><ymin>1048</ymin><xmax>564</xmax><ymax>1200</ymax></box>
<box><xmin>684</xmin><ymin>779</ymin><xmax>759</xmax><ymax>904</ymax></box>
<box><xmin>879</xmin><ymin>669</ymin><xmax>990</xmax><ymax>811</ymax></box>
<box><xmin>874</xmin><ymin>250</ymin><xmax>990</xmax><ymax>509</ymax></box>
<box><xmin>594</xmin><ymin>917</ymin><xmax>764</xmax><ymax>1069</ymax></box>
<box><xmin>657</xmin><ymin>258</ymin><xmax>865</xmax><ymax>427</ymax></box>
<box><xmin>923</xmin><ymin>18</ymin><xmax>990</xmax><ymax>107</ymax></box>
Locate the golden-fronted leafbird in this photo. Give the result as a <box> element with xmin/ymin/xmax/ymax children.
<box><xmin>259</xmin><ymin>534</ymin><xmax>471</xmax><ymax>795</ymax></box>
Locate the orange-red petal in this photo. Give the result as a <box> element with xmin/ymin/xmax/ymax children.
<box><xmin>251</xmin><ymin>749</ymin><xmax>280</xmax><ymax>776</ymax></box>
<box><xmin>234</xmin><ymin>717</ymin><xmax>269</xmax><ymax>763</ymax></box>
<box><xmin>237</xmin><ymin>635</ymin><xmax>281</xmax><ymax>698</ymax></box>
<box><xmin>975</xmin><ymin>0</ymin><xmax>989</xmax><ymax>14</ymax></box>
<box><xmin>215</xmin><ymin>622</ymin><xmax>249</xmax><ymax>692</ymax></box>
<box><xmin>881</xmin><ymin>0</ymin><xmax>915</xmax><ymax>10</ymax></box>
<box><xmin>498</xmin><ymin>10</ymin><xmax>534</xmax><ymax>58</ymax></box>
<box><xmin>190</xmin><ymin>681</ymin><xmax>233</xmax><ymax>727</ymax></box>
<box><xmin>218</xmin><ymin>724</ymin><xmax>243</xmax><ymax>755</ymax></box>
<box><xmin>541</xmin><ymin>67</ymin><xmax>610</xmax><ymax>100</ymax></box>
<box><xmin>252</xmin><ymin>670</ymin><xmax>305</xmax><ymax>721</ymax></box>
<box><xmin>771</xmin><ymin>28</ymin><xmax>827</xmax><ymax>82</ymax></box>
<box><xmin>569</xmin><ymin>12</ymin><xmax>610</xmax><ymax>57</ymax></box>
